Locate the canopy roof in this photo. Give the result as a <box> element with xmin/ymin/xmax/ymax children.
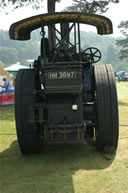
<box><xmin>9</xmin><ymin>12</ymin><xmax>113</xmax><ymax>40</ymax></box>
<box><xmin>4</xmin><ymin>63</ymin><xmax>29</xmax><ymax>71</ymax></box>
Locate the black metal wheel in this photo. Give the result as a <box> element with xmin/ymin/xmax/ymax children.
<box><xmin>15</xmin><ymin>69</ymin><xmax>43</xmax><ymax>154</ymax></box>
<box><xmin>84</xmin><ymin>47</ymin><xmax>101</xmax><ymax>63</ymax></box>
<box><xmin>94</xmin><ymin>64</ymin><xmax>119</xmax><ymax>152</ymax></box>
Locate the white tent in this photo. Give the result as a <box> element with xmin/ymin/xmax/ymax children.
<box><xmin>4</xmin><ymin>62</ymin><xmax>30</xmax><ymax>76</ymax></box>
<box><xmin>4</xmin><ymin>62</ymin><xmax>29</xmax><ymax>71</ymax></box>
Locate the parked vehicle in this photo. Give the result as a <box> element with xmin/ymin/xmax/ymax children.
<box><xmin>116</xmin><ymin>71</ymin><xmax>126</xmax><ymax>81</ymax></box>
<box><xmin>122</xmin><ymin>73</ymin><xmax>128</xmax><ymax>81</ymax></box>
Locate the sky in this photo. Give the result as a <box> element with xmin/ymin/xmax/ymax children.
<box><xmin>0</xmin><ymin>0</ymin><xmax>127</xmax><ymax>37</ymax></box>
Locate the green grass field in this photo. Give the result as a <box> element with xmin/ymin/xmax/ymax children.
<box><xmin>0</xmin><ymin>82</ymin><xmax>128</xmax><ymax>193</ymax></box>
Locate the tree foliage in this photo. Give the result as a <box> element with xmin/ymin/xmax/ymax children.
<box><xmin>64</xmin><ymin>0</ymin><xmax>119</xmax><ymax>14</ymax></box>
<box><xmin>106</xmin><ymin>45</ymin><xmax>117</xmax><ymax>67</ymax></box>
<box><xmin>0</xmin><ymin>0</ymin><xmax>61</xmax><ymax>13</ymax></box>
<box><xmin>0</xmin><ymin>47</ymin><xmax>18</xmax><ymax>64</ymax></box>
<box><xmin>0</xmin><ymin>30</ymin><xmax>40</xmax><ymax>64</ymax></box>
<box><xmin>0</xmin><ymin>0</ymin><xmax>119</xmax><ymax>14</ymax></box>
<box><xmin>0</xmin><ymin>60</ymin><xmax>5</xmax><ymax>68</ymax></box>
<box><xmin>1</xmin><ymin>29</ymin><xmax>128</xmax><ymax>72</ymax></box>
<box><xmin>116</xmin><ymin>21</ymin><xmax>128</xmax><ymax>59</ymax></box>
<box><xmin>0</xmin><ymin>0</ymin><xmax>43</xmax><ymax>11</ymax></box>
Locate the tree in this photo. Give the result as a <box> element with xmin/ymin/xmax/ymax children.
<box><xmin>0</xmin><ymin>60</ymin><xmax>5</xmax><ymax>68</ymax></box>
<box><xmin>0</xmin><ymin>0</ymin><xmax>60</xmax><ymax>13</ymax></box>
<box><xmin>116</xmin><ymin>21</ymin><xmax>128</xmax><ymax>59</ymax></box>
<box><xmin>65</xmin><ymin>0</ymin><xmax>119</xmax><ymax>14</ymax></box>
<box><xmin>106</xmin><ymin>45</ymin><xmax>117</xmax><ymax>68</ymax></box>
<box><xmin>0</xmin><ymin>47</ymin><xmax>18</xmax><ymax>64</ymax></box>
<box><xmin>0</xmin><ymin>0</ymin><xmax>119</xmax><ymax>14</ymax></box>
<box><xmin>0</xmin><ymin>0</ymin><xmax>44</xmax><ymax>11</ymax></box>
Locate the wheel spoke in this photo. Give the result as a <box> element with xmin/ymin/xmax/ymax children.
<box><xmin>94</xmin><ymin>55</ymin><xmax>100</xmax><ymax>58</ymax></box>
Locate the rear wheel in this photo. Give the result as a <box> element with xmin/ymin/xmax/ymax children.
<box><xmin>94</xmin><ymin>64</ymin><xmax>119</xmax><ymax>152</ymax></box>
<box><xmin>15</xmin><ymin>69</ymin><xmax>43</xmax><ymax>154</ymax></box>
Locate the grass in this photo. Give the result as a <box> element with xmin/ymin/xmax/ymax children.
<box><xmin>0</xmin><ymin>82</ymin><xmax>128</xmax><ymax>193</ymax></box>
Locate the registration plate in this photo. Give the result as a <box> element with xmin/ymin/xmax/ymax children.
<box><xmin>48</xmin><ymin>71</ymin><xmax>76</xmax><ymax>79</ymax></box>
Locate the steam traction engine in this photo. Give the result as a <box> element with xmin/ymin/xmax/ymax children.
<box><xmin>9</xmin><ymin>13</ymin><xmax>119</xmax><ymax>154</ymax></box>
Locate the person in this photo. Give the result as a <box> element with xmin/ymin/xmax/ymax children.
<box><xmin>0</xmin><ymin>77</ymin><xmax>14</xmax><ymax>91</ymax></box>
